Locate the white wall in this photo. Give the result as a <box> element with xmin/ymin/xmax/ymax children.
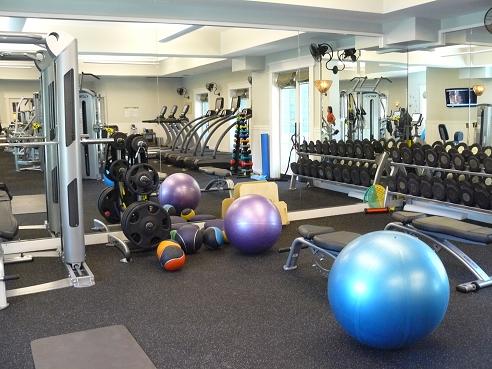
<box><xmin>79</xmin><ymin>76</ymin><xmax>183</xmax><ymax>135</ymax></box>
<box><xmin>425</xmin><ymin>67</ymin><xmax>492</xmax><ymax>143</ymax></box>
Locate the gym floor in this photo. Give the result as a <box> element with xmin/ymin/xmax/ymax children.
<box><xmin>1</xmin><ymin>152</ymin><xmax>492</xmax><ymax>369</ymax></box>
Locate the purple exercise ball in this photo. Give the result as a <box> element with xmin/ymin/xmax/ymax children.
<box><xmin>158</xmin><ymin>173</ymin><xmax>201</xmax><ymax>213</ymax></box>
<box><xmin>224</xmin><ymin>194</ymin><xmax>282</xmax><ymax>254</ymax></box>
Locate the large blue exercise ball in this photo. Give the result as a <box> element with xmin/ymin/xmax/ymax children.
<box><xmin>224</xmin><ymin>194</ymin><xmax>282</xmax><ymax>254</ymax></box>
<box><xmin>328</xmin><ymin>231</ymin><xmax>449</xmax><ymax>350</ymax></box>
<box><xmin>158</xmin><ymin>173</ymin><xmax>201</xmax><ymax>213</ymax></box>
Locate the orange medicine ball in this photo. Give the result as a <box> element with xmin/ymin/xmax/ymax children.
<box><xmin>156</xmin><ymin>240</ymin><xmax>186</xmax><ymax>271</ymax></box>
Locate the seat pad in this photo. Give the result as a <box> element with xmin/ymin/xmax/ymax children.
<box><xmin>312</xmin><ymin>231</ymin><xmax>360</xmax><ymax>252</ymax></box>
<box><xmin>0</xmin><ymin>191</ymin><xmax>18</xmax><ymax>240</ymax></box>
<box><xmin>298</xmin><ymin>225</ymin><xmax>335</xmax><ymax>239</ymax></box>
<box><xmin>200</xmin><ymin>167</ymin><xmax>231</xmax><ymax>177</ymax></box>
<box><xmin>412</xmin><ymin>216</ymin><xmax>492</xmax><ymax>244</ymax></box>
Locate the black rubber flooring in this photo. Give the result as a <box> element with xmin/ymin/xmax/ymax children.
<box><xmin>2</xmin><ymin>152</ymin><xmax>492</xmax><ymax>369</ymax></box>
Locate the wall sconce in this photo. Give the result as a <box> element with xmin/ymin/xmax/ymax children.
<box><xmin>206</xmin><ymin>82</ymin><xmax>220</xmax><ymax>96</ymax></box>
<box><xmin>177</xmin><ymin>87</ymin><xmax>189</xmax><ymax>99</ymax></box>
<box><xmin>314</xmin><ymin>79</ymin><xmax>333</xmax><ymax>95</ymax></box>
<box><xmin>473</xmin><ymin>84</ymin><xmax>485</xmax><ymax>96</ymax></box>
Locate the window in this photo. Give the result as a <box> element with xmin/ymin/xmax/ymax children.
<box><xmin>277</xmin><ymin>68</ymin><xmax>309</xmax><ymax>175</ymax></box>
<box><xmin>195</xmin><ymin>93</ymin><xmax>209</xmax><ymax>119</ymax></box>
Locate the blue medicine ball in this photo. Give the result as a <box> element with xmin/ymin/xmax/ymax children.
<box><xmin>328</xmin><ymin>231</ymin><xmax>449</xmax><ymax>349</ymax></box>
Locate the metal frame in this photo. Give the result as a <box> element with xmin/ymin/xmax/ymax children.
<box><xmin>283</xmin><ymin>237</ymin><xmax>339</xmax><ymax>272</ymax></box>
<box><xmin>385</xmin><ymin>222</ymin><xmax>492</xmax><ymax>293</ymax></box>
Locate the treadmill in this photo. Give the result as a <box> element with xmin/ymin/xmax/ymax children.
<box><xmin>174</xmin><ymin>97</ymin><xmax>240</xmax><ymax>167</ymax></box>
<box><xmin>158</xmin><ymin>104</ymin><xmax>190</xmax><ymax>149</ymax></box>
<box><xmin>164</xmin><ymin>97</ymin><xmax>225</xmax><ymax>164</ymax></box>
<box><xmin>188</xmin><ymin>107</ymin><xmax>252</xmax><ymax>170</ymax></box>
<box><xmin>142</xmin><ymin>105</ymin><xmax>169</xmax><ymax>145</ymax></box>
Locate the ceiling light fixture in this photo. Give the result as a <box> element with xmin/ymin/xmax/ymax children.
<box><xmin>473</xmin><ymin>84</ymin><xmax>485</xmax><ymax>96</ymax></box>
<box><xmin>314</xmin><ymin>80</ymin><xmax>332</xmax><ymax>95</ymax></box>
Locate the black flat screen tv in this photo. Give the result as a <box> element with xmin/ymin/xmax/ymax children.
<box><xmin>445</xmin><ymin>88</ymin><xmax>477</xmax><ymax>107</ymax></box>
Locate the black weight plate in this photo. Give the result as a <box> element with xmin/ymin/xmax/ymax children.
<box><xmin>125</xmin><ymin>133</ymin><xmax>137</xmax><ymax>153</ymax></box>
<box><xmin>345</xmin><ymin>140</ymin><xmax>355</xmax><ymax>158</ymax></box>
<box><xmin>460</xmin><ymin>183</ymin><xmax>475</xmax><ymax>207</ymax></box>
<box><xmin>324</xmin><ymin>162</ymin><xmax>334</xmax><ymax>180</ymax></box>
<box><xmin>308</xmin><ymin>141</ymin><xmax>316</xmax><ymax>153</ymax></box>
<box><xmin>469</xmin><ymin>143</ymin><xmax>481</xmax><ymax>155</ymax></box>
<box><xmin>318</xmin><ymin>163</ymin><xmax>327</xmax><ymax>179</ymax></box>
<box><xmin>420</xmin><ymin>178</ymin><xmax>433</xmax><ymax>198</ymax></box>
<box><xmin>452</xmin><ymin>153</ymin><xmax>466</xmax><ymax>171</ymax></box>
<box><xmin>396</xmin><ymin>176</ymin><xmax>408</xmax><ymax>194</ymax></box>
<box><xmin>333</xmin><ymin>164</ymin><xmax>343</xmax><ymax>182</ymax></box>
<box><xmin>330</xmin><ymin>140</ymin><xmax>338</xmax><ymax>156</ymax></box>
<box><xmin>400</xmin><ymin>146</ymin><xmax>413</xmax><ymax>164</ymax></box>
<box><xmin>425</xmin><ymin>149</ymin><xmax>439</xmax><ymax>167</ymax></box>
<box><xmin>373</xmin><ymin>140</ymin><xmax>384</xmax><ymax>154</ymax></box>
<box><xmin>315</xmin><ymin>140</ymin><xmax>323</xmax><ymax>154</ymax></box>
<box><xmin>131</xmin><ymin>135</ymin><xmax>147</xmax><ymax>153</ymax></box>
<box><xmin>359</xmin><ymin>168</ymin><xmax>371</xmax><ymax>187</ymax></box>
<box><xmin>322</xmin><ymin>140</ymin><xmax>330</xmax><ymax>155</ymax></box>
<box><xmin>362</xmin><ymin>142</ymin><xmax>375</xmax><ymax>160</ymax></box>
<box><xmin>97</xmin><ymin>187</ymin><xmax>121</xmax><ymax>224</ymax></box>
<box><xmin>290</xmin><ymin>162</ymin><xmax>299</xmax><ymax>174</ymax></box>
<box><xmin>390</xmin><ymin>147</ymin><xmax>401</xmax><ymax>162</ymax></box>
<box><xmin>109</xmin><ymin>159</ymin><xmax>130</xmax><ymax>182</ymax></box>
<box><xmin>468</xmin><ymin>156</ymin><xmax>480</xmax><ymax>172</ymax></box>
<box><xmin>408</xmin><ymin>177</ymin><xmax>420</xmax><ymax>196</ymax></box>
<box><xmin>111</xmin><ymin>132</ymin><xmax>127</xmax><ymax>151</ymax></box>
<box><xmin>387</xmin><ymin>176</ymin><xmax>397</xmax><ymax>192</ymax></box>
<box><xmin>125</xmin><ymin>163</ymin><xmax>160</xmax><ymax>195</ymax></box>
<box><xmin>456</xmin><ymin>142</ymin><xmax>468</xmax><ymax>154</ymax></box>
<box><xmin>432</xmin><ymin>141</ymin><xmax>443</xmax><ymax>149</ymax></box>
<box><xmin>474</xmin><ymin>184</ymin><xmax>491</xmax><ymax>209</ymax></box>
<box><xmin>121</xmin><ymin>201</ymin><xmax>171</xmax><ymax>249</ymax></box>
<box><xmin>342</xmin><ymin>165</ymin><xmax>352</xmax><ymax>183</ymax></box>
<box><xmin>413</xmin><ymin>147</ymin><xmax>425</xmax><ymax>165</ymax></box>
<box><xmin>337</xmin><ymin>141</ymin><xmax>347</xmax><ymax>157</ymax></box>
<box><xmin>385</xmin><ymin>138</ymin><xmax>396</xmax><ymax>150</ymax></box>
<box><xmin>350</xmin><ymin>166</ymin><xmax>361</xmax><ymax>185</ymax></box>
<box><xmin>354</xmin><ymin>142</ymin><xmax>364</xmax><ymax>159</ymax></box>
<box><xmin>439</xmin><ymin>151</ymin><xmax>451</xmax><ymax>169</ymax></box>
<box><xmin>421</xmin><ymin>144</ymin><xmax>431</xmax><ymax>152</ymax></box>
<box><xmin>445</xmin><ymin>179</ymin><xmax>461</xmax><ymax>204</ymax></box>
<box><xmin>432</xmin><ymin>179</ymin><xmax>446</xmax><ymax>201</ymax></box>
<box><xmin>311</xmin><ymin>160</ymin><xmax>320</xmax><ymax>177</ymax></box>
<box><xmin>484</xmin><ymin>157</ymin><xmax>492</xmax><ymax>174</ymax></box>
<box><xmin>462</xmin><ymin>149</ymin><xmax>472</xmax><ymax>161</ymax></box>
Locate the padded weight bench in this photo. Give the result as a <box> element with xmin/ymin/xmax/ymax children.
<box><xmin>386</xmin><ymin>211</ymin><xmax>492</xmax><ymax>293</ymax></box>
<box><xmin>199</xmin><ymin>166</ymin><xmax>234</xmax><ymax>197</ymax></box>
<box><xmin>283</xmin><ymin>225</ymin><xmax>360</xmax><ymax>272</ymax></box>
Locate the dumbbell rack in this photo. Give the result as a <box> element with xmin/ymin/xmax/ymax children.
<box><xmin>290</xmin><ymin>151</ymin><xmax>382</xmax><ymax>199</ymax></box>
<box><xmin>386</xmin><ymin>160</ymin><xmax>492</xmax><ymax>223</ymax></box>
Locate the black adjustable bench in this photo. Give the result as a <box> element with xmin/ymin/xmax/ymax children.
<box><xmin>0</xmin><ymin>185</ymin><xmax>18</xmax><ymax>242</ymax></box>
<box><xmin>283</xmin><ymin>211</ymin><xmax>492</xmax><ymax>293</ymax></box>
<box><xmin>199</xmin><ymin>166</ymin><xmax>234</xmax><ymax>197</ymax></box>
<box><xmin>283</xmin><ymin>225</ymin><xmax>360</xmax><ymax>273</ymax></box>
<box><xmin>385</xmin><ymin>211</ymin><xmax>492</xmax><ymax>293</ymax></box>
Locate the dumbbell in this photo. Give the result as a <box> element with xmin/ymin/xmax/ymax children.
<box><xmin>300</xmin><ymin>140</ymin><xmax>308</xmax><ymax>153</ymax></box>
<box><xmin>420</xmin><ymin>176</ymin><xmax>433</xmax><ymax>198</ymax></box>
<box><xmin>342</xmin><ymin>162</ymin><xmax>353</xmax><ymax>183</ymax></box>
<box><xmin>317</xmin><ymin>162</ymin><xmax>327</xmax><ymax>179</ymax></box>
<box><xmin>354</xmin><ymin>140</ymin><xmax>364</xmax><ymax>159</ymax></box>
<box><xmin>386</xmin><ymin>175</ymin><xmax>397</xmax><ymax>192</ymax></box>
<box><xmin>324</xmin><ymin>161</ymin><xmax>334</xmax><ymax>180</ymax></box>
<box><xmin>399</xmin><ymin>145</ymin><xmax>413</xmax><ymax>164</ymax></box>
<box><xmin>333</xmin><ymin>162</ymin><xmax>343</xmax><ymax>182</ymax></box>
<box><xmin>309</xmin><ymin>160</ymin><xmax>320</xmax><ymax>177</ymax></box>
<box><xmin>350</xmin><ymin>162</ymin><xmax>361</xmax><ymax>185</ymax></box>
<box><xmin>338</xmin><ymin>140</ymin><xmax>346</xmax><ymax>157</ymax></box>
<box><xmin>459</xmin><ymin>179</ymin><xmax>475</xmax><ymax>207</ymax></box>
<box><xmin>315</xmin><ymin>140</ymin><xmax>323</xmax><ymax>154</ymax></box>
<box><xmin>432</xmin><ymin>177</ymin><xmax>446</xmax><ymax>201</ymax></box>
<box><xmin>385</xmin><ymin>138</ymin><xmax>396</xmax><ymax>151</ymax></box>
<box><xmin>372</xmin><ymin>139</ymin><xmax>384</xmax><ymax>154</ymax></box>
<box><xmin>322</xmin><ymin>139</ymin><xmax>330</xmax><ymax>155</ymax></box>
<box><xmin>329</xmin><ymin>140</ymin><xmax>338</xmax><ymax>157</ymax></box>
<box><xmin>445</xmin><ymin>178</ymin><xmax>461</xmax><ymax>204</ymax></box>
<box><xmin>308</xmin><ymin>140</ymin><xmax>315</xmax><ymax>153</ymax></box>
<box><xmin>407</xmin><ymin>172</ymin><xmax>421</xmax><ymax>196</ymax></box>
<box><xmin>474</xmin><ymin>182</ymin><xmax>491</xmax><ymax>209</ymax></box>
<box><xmin>390</xmin><ymin>146</ymin><xmax>401</xmax><ymax>162</ymax></box>
<box><xmin>412</xmin><ymin>146</ymin><xmax>426</xmax><ymax>165</ymax></box>
<box><xmin>396</xmin><ymin>175</ymin><xmax>408</xmax><ymax>194</ymax></box>
<box><xmin>345</xmin><ymin>140</ymin><xmax>355</xmax><ymax>158</ymax></box>
<box><xmin>359</xmin><ymin>163</ymin><xmax>372</xmax><ymax>187</ymax></box>
<box><xmin>362</xmin><ymin>141</ymin><xmax>375</xmax><ymax>160</ymax></box>
<box><xmin>424</xmin><ymin>147</ymin><xmax>439</xmax><ymax>167</ymax></box>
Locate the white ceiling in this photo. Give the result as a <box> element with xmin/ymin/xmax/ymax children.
<box><xmin>0</xmin><ymin>1</ymin><xmax>490</xmax><ymax>77</ymax></box>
